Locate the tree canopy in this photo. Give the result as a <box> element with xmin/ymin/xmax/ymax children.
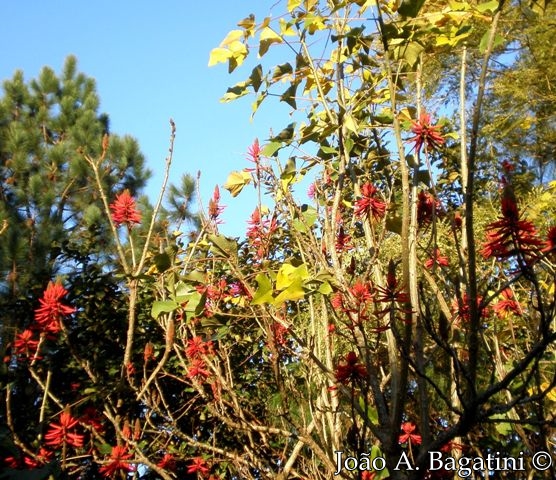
<box><xmin>1</xmin><ymin>2</ymin><xmax>555</xmax><ymax>480</ymax></box>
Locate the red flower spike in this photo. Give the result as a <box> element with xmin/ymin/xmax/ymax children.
<box><xmin>24</xmin><ymin>448</ymin><xmax>53</xmax><ymax>469</ymax></box>
<box><xmin>158</xmin><ymin>453</ymin><xmax>177</xmax><ymax>471</ymax></box>
<box><xmin>481</xmin><ymin>189</ymin><xmax>543</xmax><ymax>260</ymax></box>
<box><xmin>14</xmin><ymin>329</ymin><xmax>40</xmax><ymax>357</ymax></box>
<box><xmin>492</xmin><ymin>288</ymin><xmax>522</xmax><ymax>318</ymax></box>
<box><xmin>34</xmin><ymin>281</ymin><xmax>76</xmax><ymax>335</ymax></box>
<box><xmin>99</xmin><ymin>445</ymin><xmax>134</xmax><ymax>478</ymax></box>
<box><xmin>187</xmin><ymin>456</ymin><xmax>210</xmax><ymax>476</ymax></box>
<box><xmin>335</xmin><ymin>226</ymin><xmax>353</xmax><ymax>253</ymax></box>
<box><xmin>44</xmin><ymin>411</ymin><xmax>84</xmax><ymax>449</ymax></box>
<box><xmin>399</xmin><ymin>422</ymin><xmax>422</xmax><ymax>445</ymax></box>
<box><xmin>417</xmin><ymin>191</ymin><xmax>442</xmax><ymax>226</ymax></box>
<box><xmin>354</xmin><ymin>183</ymin><xmax>387</xmax><ymax>222</ymax></box>
<box><xmin>245</xmin><ymin>138</ymin><xmax>265</xmax><ymax>176</ymax></box>
<box><xmin>349</xmin><ymin>281</ymin><xmax>373</xmax><ymax>306</ymax></box>
<box><xmin>208</xmin><ymin>185</ymin><xmax>225</xmax><ymax>222</ymax></box>
<box><xmin>424</xmin><ymin>248</ymin><xmax>449</xmax><ymax>269</ymax></box>
<box><xmin>187</xmin><ymin>358</ymin><xmax>211</xmax><ymax>381</ymax></box>
<box><xmin>110</xmin><ymin>189</ymin><xmax>141</xmax><ymax>227</ymax></box>
<box><xmin>542</xmin><ymin>226</ymin><xmax>556</xmax><ymax>254</ymax></box>
<box><xmin>335</xmin><ymin>351</ymin><xmax>368</xmax><ymax>385</ymax></box>
<box><xmin>452</xmin><ymin>293</ymin><xmax>484</xmax><ymax>324</ymax></box>
<box><xmin>408</xmin><ymin>112</ymin><xmax>445</xmax><ymax>155</ymax></box>
<box><xmin>185</xmin><ymin>336</ymin><xmax>215</xmax><ymax>359</ymax></box>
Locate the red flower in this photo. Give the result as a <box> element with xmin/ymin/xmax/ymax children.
<box><xmin>44</xmin><ymin>411</ymin><xmax>84</xmax><ymax>449</ymax></box>
<box><xmin>361</xmin><ymin>472</ymin><xmax>376</xmax><ymax>480</ymax></box>
<box><xmin>375</xmin><ymin>263</ymin><xmax>410</xmax><ymax>306</ymax></box>
<box><xmin>208</xmin><ymin>185</ymin><xmax>225</xmax><ymax>222</ymax></box>
<box><xmin>424</xmin><ymin>248</ymin><xmax>449</xmax><ymax>269</ymax></box>
<box><xmin>246</xmin><ymin>138</ymin><xmax>260</xmax><ymax>164</ymax></box>
<box><xmin>245</xmin><ymin>138</ymin><xmax>265</xmax><ymax>177</ymax></box>
<box><xmin>110</xmin><ymin>189</ymin><xmax>141</xmax><ymax>227</ymax></box>
<box><xmin>335</xmin><ymin>226</ymin><xmax>353</xmax><ymax>253</ymax></box>
<box><xmin>24</xmin><ymin>448</ymin><xmax>52</xmax><ymax>469</ymax></box>
<box><xmin>542</xmin><ymin>226</ymin><xmax>556</xmax><ymax>254</ymax></box>
<box><xmin>187</xmin><ymin>456</ymin><xmax>210</xmax><ymax>476</ymax></box>
<box><xmin>408</xmin><ymin>112</ymin><xmax>444</xmax><ymax>155</ymax></box>
<box><xmin>399</xmin><ymin>422</ymin><xmax>422</xmax><ymax>445</ymax></box>
<box><xmin>492</xmin><ymin>288</ymin><xmax>522</xmax><ymax>318</ymax></box>
<box><xmin>270</xmin><ymin>321</ymin><xmax>289</xmax><ymax>347</ymax></box>
<box><xmin>14</xmin><ymin>329</ymin><xmax>39</xmax><ymax>357</ymax></box>
<box><xmin>417</xmin><ymin>191</ymin><xmax>442</xmax><ymax>226</ymax></box>
<box><xmin>354</xmin><ymin>183</ymin><xmax>387</xmax><ymax>222</ymax></box>
<box><xmin>350</xmin><ymin>281</ymin><xmax>373</xmax><ymax>306</ymax></box>
<box><xmin>187</xmin><ymin>358</ymin><xmax>211</xmax><ymax>381</ymax></box>
<box><xmin>335</xmin><ymin>351</ymin><xmax>368</xmax><ymax>384</ymax></box>
<box><xmin>158</xmin><ymin>453</ymin><xmax>177</xmax><ymax>471</ymax></box>
<box><xmin>452</xmin><ymin>293</ymin><xmax>484</xmax><ymax>324</ymax></box>
<box><xmin>99</xmin><ymin>445</ymin><xmax>134</xmax><ymax>478</ymax></box>
<box><xmin>246</xmin><ymin>208</ymin><xmax>277</xmax><ymax>260</ymax></box>
<box><xmin>34</xmin><ymin>281</ymin><xmax>76</xmax><ymax>334</ymax></box>
<box><xmin>79</xmin><ymin>406</ymin><xmax>105</xmax><ymax>433</ymax></box>
<box><xmin>481</xmin><ymin>192</ymin><xmax>543</xmax><ymax>260</ymax></box>
<box><xmin>186</xmin><ymin>337</ymin><xmax>215</xmax><ymax>359</ymax></box>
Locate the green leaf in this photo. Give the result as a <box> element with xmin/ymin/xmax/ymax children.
<box><xmin>276</xmin><ymin>263</ymin><xmax>309</xmax><ymax>290</ymax></box>
<box><xmin>359</xmin><ymin>396</ymin><xmax>379</xmax><ymax>424</ymax></box>
<box><xmin>280</xmin><ymin>157</ymin><xmax>297</xmax><ymax>189</ymax></box>
<box><xmin>318</xmin><ymin>281</ymin><xmax>333</xmax><ymax>295</ymax></box>
<box><xmin>208</xmin><ymin>234</ymin><xmax>238</xmax><ymax>257</ymax></box>
<box><xmin>97</xmin><ymin>443</ymin><xmax>114</xmax><ymax>455</ymax></box>
<box><xmin>261</xmin><ymin>141</ymin><xmax>282</xmax><ymax>157</ymax></box>
<box><xmin>151</xmin><ymin>300</ymin><xmax>179</xmax><ymax>319</ymax></box>
<box><xmin>152</xmin><ymin>252</ymin><xmax>172</xmax><ymax>273</ymax></box>
<box><xmin>400</xmin><ymin>41</ymin><xmax>424</xmax><ymax>68</ymax></box>
<box><xmin>272</xmin><ymin>63</ymin><xmax>293</xmax><ymax>81</ymax></box>
<box><xmin>479</xmin><ymin>32</ymin><xmax>505</xmax><ymax>53</ymax></box>
<box><xmin>221</xmin><ymin>81</ymin><xmax>251</xmax><ymax>103</ymax></box>
<box><xmin>491</xmin><ymin>413</ymin><xmax>513</xmax><ymax>436</ymax></box>
<box><xmin>476</xmin><ymin>0</ymin><xmax>499</xmax><ymax>13</ymax></box>
<box><xmin>343</xmin><ymin>113</ymin><xmax>359</xmax><ymax>133</ymax></box>
<box><xmin>250</xmin><ymin>64</ymin><xmax>263</xmax><ymax>92</ymax></box>
<box><xmin>397</xmin><ymin>0</ymin><xmax>426</xmax><ymax>17</ymax></box>
<box><xmin>273</xmin><ymin>280</ymin><xmax>305</xmax><ymax>305</ymax></box>
<box><xmin>280</xmin><ymin>83</ymin><xmax>298</xmax><ymax>109</ymax></box>
<box><xmin>251</xmin><ymin>273</ymin><xmax>274</xmax><ymax>305</ymax></box>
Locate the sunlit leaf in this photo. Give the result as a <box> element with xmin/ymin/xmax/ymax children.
<box><xmin>276</xmin><ymin>263</ymin><xmax>309</xmax><ymax>290</ymax></box>
<box><xmin>151</xmin><ymin>300</ymin><xmax>179</xmax><ymax>319</ymax></box>
<box><xmin>251</xmin><ymin>273</ymin><xmax>274</xmax><ymax>305</ymax></box>
<box><xmin>208</xmin><ymin>47</ymin><xmax>232</xmax><ymax>67</ymax></box>
<box><xmin>223</xmin><ymin>170</ymin><xmax>252</xmax><ymax>197</ymax></box>
<box><xmin>259</xmin><ymin>27</ymin><xmax>283</xmax><ymax>57</ymax></box>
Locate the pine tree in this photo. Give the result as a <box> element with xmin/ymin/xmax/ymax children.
<box><xmin>0</xmin><ymin>56</ymin><xmax>150</xmax><ymax>350</ymax></box>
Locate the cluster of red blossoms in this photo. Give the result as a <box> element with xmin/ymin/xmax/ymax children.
<box><xmin>12</xmin><ymin>281</ymin><xmax>76</xmax><ymax>360</ymax></box>
<box><xmin>335</xmin><ymin>351</ymin><xmax>368</xmax><ymax>385</ymax></box>
<box><xmin>246</xmin><ymin>207</ymin><xmax>278</xmax><ymax>260</ymax></box>
<box><xmin>185</xmin><ymin>336</ymin><xmax>215</xmax><ymax>383</ymax></box>
<box><xmin>354</xmin><ymin>183</ymin><xmax>387</xmax><ymax>222</ymax></box>
<box><xmin>331</xmin><ymin>271</ymin><xmax>409</xmax><ymax>330</ymax></box>
<box><xmin>110</xmin><ymin>189</ymin><xmax>141</xmax><ymax>227</ymax></box>
<box><xmin>408</xmin><ymin>112</ymin><xmax>445</xmax><ymax>156</ymax></box>
<box><xmin>481</xmin><ymin>189</ymin><xmax>544</xmax><ymax>262</ymax></box>
<box><xmin>208</xmin><ymin>185</ymin><xmax>225</xmax><ymax>224</ymax></box>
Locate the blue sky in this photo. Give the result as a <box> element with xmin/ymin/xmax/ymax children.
<box><xmin>1</xmin><ymin>0</ymin><xmax>293</xmax><ymax>237</ymax></box>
